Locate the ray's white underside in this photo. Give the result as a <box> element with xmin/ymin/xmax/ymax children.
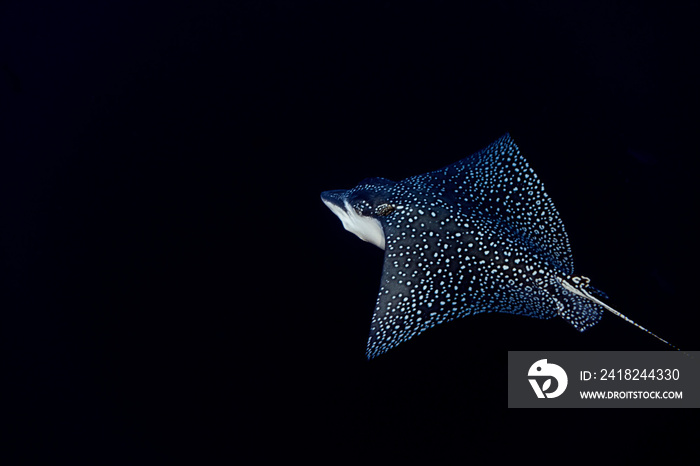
<box><xmin>322</xmin><ymin>199</ymin><xmax>386</xmax><ymax>250</ymax></box>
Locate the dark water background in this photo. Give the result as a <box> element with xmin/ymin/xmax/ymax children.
<box><xmin>3</xmin><ymin>1</ymin><xmax>697</xmax><ymax>462</ymax></box>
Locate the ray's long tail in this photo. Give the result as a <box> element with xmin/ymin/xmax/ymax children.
<box><xmin>559</xmin><ymin>277</ymin><xmax>680</xmax><ymax>351</ymax></box>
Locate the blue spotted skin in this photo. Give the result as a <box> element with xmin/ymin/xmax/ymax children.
<box><xmin>322</xmin><ymin>134</ymin><xmax>606</xmax><ymax>359</ymax></box>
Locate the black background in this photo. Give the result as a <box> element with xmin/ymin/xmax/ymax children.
<box><xmin>3</xmin><ymin>1</ymin><xmax>698</xmax><ymax>463</ymax></box>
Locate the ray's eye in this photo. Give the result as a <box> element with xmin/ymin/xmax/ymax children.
<box><xmin>375</xmin><ymin>204</ymin><xmax>396</xmax><ymax>216</ymax></box>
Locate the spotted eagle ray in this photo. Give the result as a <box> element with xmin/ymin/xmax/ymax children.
<box><xmin>321</xmin><ymin>134</ymin><xmax>677</xmax><ymax>359</ymax></box>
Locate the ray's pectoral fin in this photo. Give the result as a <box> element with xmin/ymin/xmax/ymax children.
<box><xmin>365</xmin><ymin>215</ymin><xmax>471</xmax><ymax>359</ymax></box>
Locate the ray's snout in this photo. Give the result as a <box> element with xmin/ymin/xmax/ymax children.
<box><xmin>320</xmin><ymin>190</ymin><xmax>348</xmax><ymax>209</ymax></box>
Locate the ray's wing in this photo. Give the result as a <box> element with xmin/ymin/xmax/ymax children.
<box><xmin>400</xmin><ymin>134</ymin><xmax>574</xmax><ymax>275</ymax></box>
<box><xmin>367</xmin><ymin>204</ymin><xmax>463</xmax><ymax>359</ymax></box>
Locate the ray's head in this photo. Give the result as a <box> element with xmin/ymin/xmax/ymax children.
<box><xmin>321</xmin><ymin>177</ymin><xmax>399</xmax><ymax>250</ymax></box>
